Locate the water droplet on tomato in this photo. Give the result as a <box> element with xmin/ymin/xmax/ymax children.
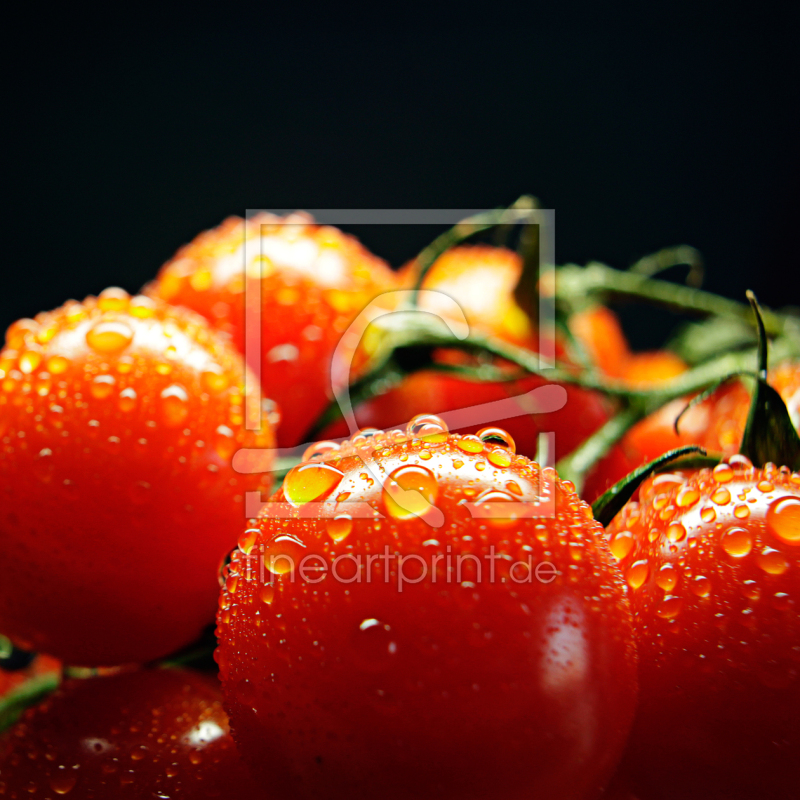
<box><xmin>406</xmin><ymin>414</ymin><xmax>448</xmax><ymax>439</ymax></box>
<box><xmin>85</xmin><ymin>320</ymin><xmax>133</xmax><ymax>353</ymax></box>
<box><xmin>487</xmin><ymin>448</ymin><xmax>511</xmax><ymax>468</ymax></box>
<box><xmin>700</xmin><ymin>506</ymin><xmax>717</xmax><ymax>523</ymax></box>
<box><xmin>90</xmin><ymin>374</ymin><xmax>115</xmax><ymax>399</ymax></box>
<box><xmin>676</xmin><ymin>488</ymin><xmax>700</xmax><ymax>508</ymax></box>
<box><xmin>656</xmin><ymin>595</ymin><xmax>683</xmax><ymax>619</ymax></box>
<box><xmin>757</xmin><ymin>547</ymin><xmax>789</xmax><ymax>575</ymax></box>
<box><xmin>713</xmin><ymin>463</ymin><xmax>734</xmax><ymax>483</ymax></box>
<box><xmin>721</xmin><ymin>527</ymin><xmax>753</xmax><ymax>558</ymax></box>
<box><xmin>691</xmin><ymin>575</ymin><xmax>711</xmax><ymax>597</ymax></box>
<box><xmin>476</xmin><ymin>427</ymin><xmax>516</xmax><ymax>453</ymax></box>
<box><xmin>609</xmin><ymin>530</ymin><xmax>635</xmax><ymax>560</ymax></box>
<box><xmin>656</xmin><ymin>565</ymin><xmax>678</xmax><ymax>591</ymax></box>
<box><xmin>118</xmin><ymin>387</ymin><xmax>137</xmax><ymax>412</ymax></box>
<box><xmin>456</xmin><ymin>435</ymin><xmax>484</xmax><ymax>454</ymax></box>
<box><xmin>302</xmin><ymin>441</ymin><xmax>340</xmax><ymax>462</ymax></box>
<box><xmin>327</xmin><ymin>515</ymin><xmax>353</xmax><ymax>542</ymax></box>
<box><xmin>160</xmin><ymin>384</ymin><xmax>189</xmax><ymax>426</ymax></box>
<box><xmin>383</xmin><ymin>464</ymin><xmax>439</xmax><ymax>521</ymax></box>
<box><xmin>260</xmin><ymin>585</ymin><xmax>275</xmax><ymax>604</ymax></box>
<box><xmin>48</xmin><ymin>773</ymin><xmax>77</xmax><ymax>795</ymax></box>
<box><xmin>667</xmin><ymin>523</ymin><xmax>687</xmax><ymax>543</ymax></box>
<box><xmin>712</xmin><ymin>488</ymin><xmax>731</xmax><ymax>505</ymax></box>
<box><xmin>264</xmin><ymin>532</ymin><xmax>306</xmax><ymax>575</ymax></box>
<box><xmin>767</xmin><ymin>496</ymin><xmax>800</xmax><ymax>545</ymax></box>
<box><xmin>734</xmin><ymin>503</ymin><xmax>750</xmax><ymax>519</ymax></box>
<box><xmin>46</xmin><ymin>355</ymin><xmax>69</xmax><ymax>374</ymax></box>
<box><xmin>284</xmin><ymin>463</ymin><xmax>344</xmax><ymax>506</ymax></box>
<box><xmin>97</xmin><ymin>287</ymin><xmax>130</xmax><ymax>311</ymax></box>
<box><xmin>201</xmin><ymin>365</ymin><xmax>230</xmax><ymax>394</ymax></box>
<box><xmin>18</xmin><ymin>350</ymin><xmax>42</xmax><ymax>374</ymax></box>
<box><xmin>626</xmin><ymin>559</ymin><xmax>649</xmax><ymax>589</ymax></box>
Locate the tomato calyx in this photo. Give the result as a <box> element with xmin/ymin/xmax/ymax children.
<box><xmin>739</xmin><ymin>292</ymin><xmax>800</xmax><ymax>471</ymax></box>
<box><xmin>591</xmin><ymin>444</ymin><xmax>707</xmax><ymax>527</ymax></box>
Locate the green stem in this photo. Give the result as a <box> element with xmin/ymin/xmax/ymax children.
<box><xmin>0</xmin><ymin>673</ymin><xmax>60</xmax><ymax>733</ymax></box>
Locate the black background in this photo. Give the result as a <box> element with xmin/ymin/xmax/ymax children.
<box><xmin>5</xmin><ymin>17</ymin><xmax>798</xmax><ymax>349</ymax></box>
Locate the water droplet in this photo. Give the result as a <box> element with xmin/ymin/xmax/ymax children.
<box><xmin>284</xmin><ymin>463</ymin><xmax>344</xmax><ymax>506</ymax></box>
<box><xmin>327</xmin><ymin>514</ymin><xmax>353</xmax><ymax>542</ymax></box>
<box><xmin>505</xmin><ymin>480</ymin><xmax>523</xmax><ymax>496</ymax></box>
<box><xmin>487</xmin><ymin>448</ymin><xmax>511</xmax><ymax>468</ymax></box>
<box><xmin>734</xmin><ymin>503</ymin><xmax>750</xmax><ymax>519</ymax></box>
<box><xmin>667</xmin><ymin>523</ymin><xmax>687</xmax><ymax>543</ymax></box>
<box><xmin>46</xmin><ymin>355</ymin><xmax>69</xmax><ymax>374</ymax></box>
<box><xmin>85</xmin><ymin>320</ymin><xmax>134</xmax><ymax>353</ymax></box>
<box><xmin>656</xmin><ymin>564</ymin><xmax>679</xmax><ymax>591</ymax></box>
<box><xmin>728</xmin><ymin>454</ymin><xmax>752</xmax><ymax>470</ymax></box>
<box><xmin>721</xmin><ymin>527</ymin><xmax>753</xmax><ymax>558</ymax></box>
<box><xmin>260</xmin><ymin>585</ymin><xmax>275</xmax><ymax>604</ymax></box>
<box><xmin>713</xmin><ymin>463</ymin><xmax>734</xmax><ymax>483</ymax></box>
<box><xmin>97</xmin><ymin>287</ymin><xmax>130</xmax><ymax>311</ymax></box>
<box><xmin>742</xmin><ymin>580</ymin><xmax>761</xmax><ymax>601</ymax></box>
<box><xmin>354</xmin><ymin>618</ymin><xmax>396</xmax><ymax>671</ymax></box>
<box><xmin>238</xmin><ymin>528</ymin><xmax>260</xmax><ymax>555</ymax></box>
<box><xmin>757</xmin><ymin>547</ymin><xmax>789</xmax><ymax>575</ymax></box>
<box><xmin>118</xmin><ymin>387</ymin><xmax>137</xmax><ymax>412</ymax></box>
<box><xmin>474</xmin><ymin>488</ymin><xmax>522</xmax><ymax>528</ymax></box>
<box><xmin>609</xmin><ymin>530</ymin><xmax>635</xmax><ymax>560</ymax></box>
<box><xmin>712</xmin><ymin>488</ymin><xmax>731</xmax><ymax>505</ymax></box>
<box><xmin>758</xmin><ymin>480</ymin><xmax>775</xmax><ymax>493</ymax></box>
<box><xmin>48</xmin><ymin>774</ymin><xmax>77</xmax><ymax>795</ymax></box>
<box><xmin>201</xmin><ymin>365</ymin><xmax>230</xmax><ymax>394</ymax></box>
<box><xmin>129</xmin><ymin>295</ymin><xmax>156</xmax><ymax>318</ymax></box>
<box><xmin>476</xmin><ymin>427</ymin><xmax>516</xmax><ymax>453</ymax></box>
<box><xmin>90</xmin><ymin>374</ymin><xmax>115</xmax><ymax>399</ymax></box>
<box><xmin>767</xmin><ymin>496</ymin><xmax>800</xmax><ymax>545</ymax></box>
<box><xmin>264</xmin><ymin>532</ymin><xmax>306</xmax><ymax>575</ymax></box>
<box><xmin>456</xmin><ymin>435</ymin><xmax>484</xmax><ymax>454</ymax></box>
<box><xmin>656</xmin><ymin>595</ymin><xmax>683</xmax><ymax>619</ymax></box>
<box><xmin>383</xmin><ymin>464</ymin><xmax>439</xmax><ymax>521</ymax></box>
<box><xmin>700</xmin><ymin>506</ymin><xmax>717</xmax><ymax>523</ymax></box>
<box><xmin>626</xmin><ymin>559</ymin><xmax>650</xmax><ymax>589</ymax></box>
<box><xmin>691</xmin><ymin>575</ymin><xmax>711</xmax><ymax>597</ymax></box>
<box><xmin>406</xmin><ymin>414</ymin><xmax>448</xmax><ymax>439</ymax></box>
<box><xmin>302</xmin><ymin>441</ymin><xmax>340</xmax><ymax>462</ymax></box>
<box><xmin>676</xmin><ymin>488</ymin><xmax>700</xmax><ymax>508</ymax></box>
<box><xmin>18</xmin><ymin>350</ymin><xmax>42</xmax><ymax>374</ymax></box>
<box><xmin>160</xmin><ymin>384</ymin><xmax>189</xmax><ymax>426</ymax></box>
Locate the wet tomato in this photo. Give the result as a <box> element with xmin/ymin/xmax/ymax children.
<box><xmin>0</xmin><ymin>290</ymin><xmax>274</xmax><ymax>666</ymax></box>
<box><xmin>217</xmin><ymin>417</ymin><xmax>637</xmax><ymax>800</ymax></box>
<box><xmin>607</xmin><ymin>457</ymin><xmax>800</xmax><ymax>799</ymax></box>
<box><xmin>145</xmin><ymin>212</ymin><xmax>397</xmax><ymax>448</ymax></box>
<box><xmin>323</xmin><ymin>246</ymin><xmax>612</xmax><ymax>463</ymax></box>
<box><xmin>0</xmin><ymin>668</ymin><xmax>258</xmax><ymax>798</ymax></box>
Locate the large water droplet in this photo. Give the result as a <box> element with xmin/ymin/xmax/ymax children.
<box><xmin>477</xmin><ymin>427</ymin><xmax>516</xmax><ymax>453</ymax></box>
<box><xmin>767</xmin><ymin>496</ymin><xmax>800</xmax><ymax>546</ymax></box>
<box><xmin>721</xmin><ymin>527</ymin><xmax>753</xmax><ymax>558</ymax></box>
<box><xmin>327</xmin><ymin>514</ymin><xmax>353</xmax><ymax>542</ymax></box>
<box><xmin>406</xmin><ymin>414</ymin><xmax>448</xmax><ymax>439</ymax></box>
<box><xmin>656</xmin><ymin>595</ymin><xmax>683</xmax><ymax>619</ymax></box>
<box><xmin>455</xmin><ymin>435</ymin><xmax>484</xmax><ymax>454</ymax></box>
<box><xmin>90</xmin><ymin>374</ymin><xmax>115</xmax><ymax>399</ymax></box>
<box><xmin>757</xmin><ymin>547</ymin><xmax>789</xmax><ymax>575</ymax></box>
<box><xmin>160</xmin><ymin>384</ymin><xmax>189</xmax><ymax>426</ymax></box>
<box><xmin>626</xmin><ymin>559</ymin><xmax>649</xmax><ymax>590</ymax></box>
<box><xmin>713</xmin><ymin>463</ymin><xmax>734</xmax><ymax>483</ymax></box>
<box><xmin>264</xmin><ymin>532</ymin><xmax>306</xmax><ymax>575</ymax></box>
<box><xmin>382</xmin><ymin>464</ymin><xmax>439</xmax><ymax>522</ymax></box>
<box><xmin>302</xmin><ymin>441</ymin><xmax>340</xmax><ymax>462</ymax></box>
<box><xmin>85</xmin><ymin>320</ymin><xmax>133</xmax><ymax>353</ymax></box>
<box><xmin>609</xmin><ymin>530</ymin><xmax>634</xmax><ymax>561</ymax></box>
<box><xmin>284</xmin><ymin>462</ymin><xmax>344</xmax><ymax>506</ymax></box>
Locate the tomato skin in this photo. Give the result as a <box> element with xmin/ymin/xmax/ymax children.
<box><xmin>607</xmin><ymin>459</ymin><xmax>800</xmax><ymax>800</ymax></box>
<box><xmin>217</xmin><ymin>424</ymin><xmax>637</xmax><ymax>800</ymax></box>
<box><xmin>0</xmin><ymin>291</ymin><xmax>274</xmax><ymax>666</ymax></box>
<box><xmin>324</xmin><ymin>246</ymin><xmax>613</xmax><ymax>462</ymax></box>
<box><xmin>146</xmin><ymin>213</ymin><xmax>397</xmax><ymax>448</ymax></box>
<box><xmin>0</xmin><ymin>668</ymin><xmax>258</xmax><ymax>798</ymax></box>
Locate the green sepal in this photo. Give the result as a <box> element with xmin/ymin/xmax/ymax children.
<box><xmin>739</xmin><ymin>293</ymin><xmax>800</xmax><ymax>470</ymax></box>
<box><xmin>591</xmin><ymin>445</ymin><xmax>706</xmax><ymax>527</ymax></box>
<box><xmin>0</xmin><ymin>673</ymin><xmax>60</xmax><ymax>735</ymax></box>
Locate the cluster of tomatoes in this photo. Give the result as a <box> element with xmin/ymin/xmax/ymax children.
<box><xmin>0</xmin><ymin>212</ymin><xmax>799</xmax><ymax>799</ymax></box>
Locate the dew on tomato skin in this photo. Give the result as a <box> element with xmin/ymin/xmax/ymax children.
<box><xmin>734</xmin><ymin>504</ymin><xmax>751</xmax><ymax>519</ymax></box>
<box><xmin>419</xmin><ymin>450</ymin><xmax>433</xmax><ymax>461</ymax></box>
<box><xmin>712</xmin><ymin>488</ymin><xmax>731</xmax><ymax>505</ymax></box>
<box><xmin>757</xmin><ymin>547</ymin><xmax>790</xmax><ymax>575</ymax></box>
<box><xmin>48</xmin><ymin>771</ymin><xmax>77</xmax><ymax>794</ymax></box>
<box><xmin>676</xmin><ymin>488</ymin><xmax>700</xmax><ymax>508</ymax></box>
<box><xmin>259</xmin><ymin>585</ymin><xmax>275</xmax><ymax>604</ymax></box>
<box><xmin>453</xmin><ymin>460</ymin><xmax>464</xmax><ymax>469</ymax></box>
<box><xmin>667</xmin><ymin>523</ymin><xmax>687</xmax><ymax>543</ymax></box>
<box><xmin>773</xmin><ymin>592</ymin><xmax>791</xmax><ymax>610</ymax></box>
<box><xmin>117</xmin><ymin>387</ymin><xmax>137</xmax><ymax>412</ymax></box>
<box><xmin>656</xmin><ymin>565</ymin><xmax>679</xmax><ymax>592</ymax></box>
<box><xmin>85</xmin><ymin>320</ymin><xmax>134</xmax><ymax>354</ymax></box>
<box><xmin>327</xmin><ymin>515</ymin><xmax>353</xmax><ymax>543</ymax></box>
<box><xmin>486</xmin><ymin>448</ymin><xmax>512</xmax><ymax>468</ymax></box>
<box><xmin>692</xmin><ymin>575</ymin><xmax>711</xmax><ymax>597</ymax></box>
<box><xmin>18</xmin><ymin>350</ymin><xmax>42</xmax><ymax>374</ymax></box>
<box><xmin>97</xmin><ymin>287</ymin><xmax>130</xmax><ymax>312</ymax></box>
<box><xmin>713</xmin><ymin>463</ymin><xmax>734</xmax><ymax>483</ymax></box>
<box><xmin>476</xmin><ymin>426</ymin><xmax>516</xmax><ymax>453</ymax></box>
<box><xmin>199</xmin><ymin>365</ymin><xmax>229</xmax><ymax>395</ymax></box>
<box><xmin>700</xmin><ymin>506</ymin><xmax>717</xmax><ymax>523</ymax></box>
<box><xmin>456</xmin><ymin>435</ymin><xmax>484</xmax><ymax>455</ymax></box>
<box><xmin>264</xmin><ymin>532</ymin><xmax>306</xmax><ymax>575</ymax></box>
<box><xmin>406</xmin><ymin>413</ymin><xmax>449</xmax><ymax>439</ymax></box>
<box><xmin>284</xmin><ymin>462</ymin><xmax>344</xmax><ymax>507</ymax></box>
<box><xmin>609</xmin><ymin>530</ymin><xmax>634</xmax><ymax>561</ymax></box>
<box><xmin>160</xmin><ymin>384</ymin><xmax>190</xmax><ymax>426</ymax></box>
<box><xmin>656</xmin><ymin>595</ymin><xmax>683</xmax><ymax>619</ymax></box>
<box><xmin>626</xmin><ymin>559</ymin><xmax>650</xmax><ymax>589</ymax></box>
<box><xmin>766</xmin><ymin>496</ymin><xmax>800</xmax><ymax>545</ymax></box>
<box><xmin>45</xmin><ymin>355</ymin><xmax>69</xmax><ymax>375</ymax></box>
<box><xmin>90</xmin><ymin>374</ymin><xmax>116</xmax><ymax>399</ymax></box>
<box><xmin>383</xmin><ymin>464</ymin><xmax>439</xmax><ymax>521</ymax></box>
<box><xmin>238</xmin><ymin>528</ymin><xmax>260</xmax><ymax>556</ymax></box>
<box><xmin>721</xmin><ymin>527</ymin><xmax>753</xmax><ymax>558</ymax></box>
<box><xmin>505</xmin><ymin>480</ymin><xmax>523</xmax><ymax>496</ymax></box>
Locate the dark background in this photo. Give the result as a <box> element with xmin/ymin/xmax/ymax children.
<box><xmin>5</xmin><ymin>18</ymin><xmax>798</xmax><ymax>349</ymax></box>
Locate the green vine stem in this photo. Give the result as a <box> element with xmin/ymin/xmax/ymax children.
<box><xmin>0</xmin><ymin>673</ymin><xmax>60</xmax><ymax>734</ymax></box>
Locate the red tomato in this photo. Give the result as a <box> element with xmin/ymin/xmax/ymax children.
<box><xmin>583</xmin><ymin>362</ymin><xmax>800</xmax><ymax>503</ymax></box>
<box><xmin>145</xmin><ymin>212</ymin><xmax>397</xmax><ymax>448</ymax></box>
<box><xmin>0</xmin><ymin>668</ymin><xmax>258</xmax><ymax>798</ymax></box>
<box><xmin>217</xmin><ymin>418</ymin><xmax>637</xmax><ymax>800</ymax></box>
<box><xmin>323</xmin><ymin>246</ymin><xmax>612</xmax><ymax>463</ymax></box>
<box><xmin>0</xmin><ymin>290</ymin><xmax>274</xmax><ymax>666</ymax></box>
<box><xmin>607</xmin><ymin>458</ymin><xmax>800</xmax><ymax>800</ymax></box>
<box><xmin>570</xmin><ymin>305</ymin><xmax>687</xmax><ymax>387</ymax></box>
